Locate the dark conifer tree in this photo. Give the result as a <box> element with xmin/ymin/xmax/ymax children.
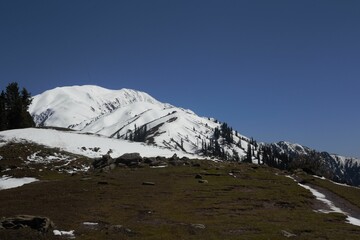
<box><xmin>0</xmin><ymin>91</ymin><xmax>6</xmax><ymax>130</ymax></box>
<box><xmin>245</xmin><ymin>143</ymin><xmax>252</xmax><ymax>163</ymax></box>
<box><xmin>1</xmin><ymin>82</ymin><xmax>34</xmax><ymax>130</ymax></box>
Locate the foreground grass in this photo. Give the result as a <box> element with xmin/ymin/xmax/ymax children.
<box><xmin>0</xmin><ymin>143</ymin><xmax>359</xmax><ymax>239</ymax></box>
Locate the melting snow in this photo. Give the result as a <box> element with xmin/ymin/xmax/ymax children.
<box><xmin>150</xmin><ymin>165</ymin><xmax>168</xmax><ymax>168</ymax></box>
<box><xmin>298</xmin><ymin>183</ymin><xmax>344</xmax><ymax>214</ymax></box>
<box><xmin>286</xmin><ymin>175</ymin><xmax>360</xmax><ymax>227</ymax></box>
<box><xmin>347</xmin><ymin>216</ymin><xmax>360</xmax><ymax>226</ymax></box>
<box><xmin>83</xmin><ymin>222</ymin><xmax>99</xmax><ymax>226</ymax></box>
<box><xmin>0</xmin><ymin>176</ymin><xmax>38</xmax><ymax>190</ymax></box>
<box><xmin>53</xmin><ymin>230</ymin><xmax>75</xmax><ymax>238</ymax></box>
<box><xmin>27</xmin><ymin>151</ymin><xmax>73</xmax><ymax>164</ymax></box>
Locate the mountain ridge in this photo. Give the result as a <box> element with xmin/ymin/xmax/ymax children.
<box><xmin>30</xmin><ymin>85</ymin><xmax>252</xmax><ymax>161</ymax></box>
<box><xmin>29</xmin><ymin>85</ymin><xmax>360</xmax><ymax>186</ymax></box>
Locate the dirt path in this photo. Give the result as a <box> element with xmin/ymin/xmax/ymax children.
<box><xmin>291</xmin><ymin>174</ymin><xmax>360</xmax><ymax>223</ymax></box>
<box><xmin>307</xmin><ymin>183</ymin><xmax>360</xmax><ymax>220</ymax></box>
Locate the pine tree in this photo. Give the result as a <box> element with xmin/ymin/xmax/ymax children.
<box><xmin>245</xmin><ymin>143</ymin><xmax>252</xmax><ymax>163</ymax></box>
<box><xmin>1</xmin><ymin>82</ymin><xmax>34</xmax><ymax>130</ymax></box>
<box><xmin>0</xmin><ymin>91</ymin><xmax>7</xmax><ymax>130</ymax></box>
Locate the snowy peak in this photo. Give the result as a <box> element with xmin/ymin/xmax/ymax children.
<box><xmin>273</xmin><ymin>141</ymin><xmax>311</xmax><ymax>156</ymax></box>
<box><xmin>30</xmin><ymin>85</ymin><xmax>169</xmax><ymax>129</ymax></box>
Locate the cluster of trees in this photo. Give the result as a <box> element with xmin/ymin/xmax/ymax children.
<box><xmin>214</xmin><ymin>122</ymin><xmax>234</xmax><ymax>144</ymax></box>
<box><xmin>126</xmin><ymin>124</ymin><xmax>148</xmax><ymax>142</ymax></box>
<box><xmin>202</xmin><ymin>122</ymin><xmax>244</xmax><ymax>161</ymax></box>
<box><xmin>202</xmin><ymin>123</ymin><xmax>231</xmax><ymax>159</ymax></box>
<box><xmin>261</xmin><ymin>145</ymin><xmax>329</xmax><ymax>177</ymax></box>
<box><xmin>0</xmin><ymin>82</ymin><xmax>34</xmax><ymax>131</ymax></box>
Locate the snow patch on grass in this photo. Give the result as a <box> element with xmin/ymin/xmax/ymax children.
<box><xmin>53</xmin><ymin>229</ymin><xmax>75</xmax><ymax>238</ymax></box>
<box><xmin>298</xmin><ymin>183</ymin><xmax>344</xmax><ymax>214</ymax></box>
<box><xmin>27</xmin><ymin>151</ymin><xmax>73</xmax><ymax>164</ymax></box>
<box><xmin>346</xmin><ymin>216</ymin><xmax>360</xmax><ymax>227</ymax></box>
<box><xmin>83</xmin><ymin>222</ymin><xmax>98</xmax><ymax>226</ymax></box>
<box><xmin>286</xmin><ymin>175</ymin><xmax>360</xmax><ymax>227</ymax></box>
<box><xmin>0</xmin><ymin>176</ymin><xmax>38</xmax><ymax>190</ymax></box>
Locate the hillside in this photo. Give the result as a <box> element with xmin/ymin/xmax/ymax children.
<box><xmin>0</xmin><ymin>138</ymin><xmax>360</xmax><ymax>239</ymax></box>
<box><xmin>264</xmin><ymin>141</ymin><xmax>360</xmax><ymax>186</ymax></box>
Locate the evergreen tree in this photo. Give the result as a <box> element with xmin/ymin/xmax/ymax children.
<box><xmin>132</xmin><ymin>124</ymin><xmax>148</xmax><ymax>142</ymax></box>
<box><xmin>214</xmin><ymin>127</ymin><xmax>220</xmax><ymax>139</ymax></box>
<box><xmin>0</xmin><ymin>91</ymin><xmax>6</xmax><ymax>130</ymax></box>
<box><xmin>0</xmin><ymin>82</ymin><xmax>34</xmax><ymax>130</ymax></box>
<box><xmin>245</xmin><ymin>143</ymin><xmax>252</xmax><ymax>163</ymax></box>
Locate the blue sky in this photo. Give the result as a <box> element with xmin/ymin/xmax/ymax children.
<box><xmin>1</xmin><ymin>0</ymin><xmax>359</xmax><ymax>157</ymax></box>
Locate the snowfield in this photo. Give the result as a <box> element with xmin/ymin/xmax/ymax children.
<box><xmin>0</xmin><ymin>128</ymin><xmax>202</xmax><ymax>159</ymax></box>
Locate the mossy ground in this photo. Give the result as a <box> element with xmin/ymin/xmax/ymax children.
<box><xmin>0</xmin><ymin>142</ymin><xmax>360</xmax><ymax>239</ymax></box>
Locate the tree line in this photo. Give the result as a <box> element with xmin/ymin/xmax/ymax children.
<box><xmin>0</xmin><ymin>82</ymin><xmax>35</xmax><ymax>130</ymax></box>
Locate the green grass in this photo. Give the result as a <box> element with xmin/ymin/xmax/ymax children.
<box><xmin>0</xmin><ymin>143</ymin><xmax>360</xmax><ymax>239</ymax></box>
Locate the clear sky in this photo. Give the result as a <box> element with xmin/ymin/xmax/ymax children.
<box><xmin>1</xmin><ymin>0</ymin><xmax>359</xmax><ymax>157</ymax></box>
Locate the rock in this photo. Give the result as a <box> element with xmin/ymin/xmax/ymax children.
<box><xmin>281</xmin><ymin>230</ymin><xmax>297</xmax><ymax>238</ymax></box>
<box><xmin>171</xmin><ymin>153</ymin><xmax>179</xmax><ymax>160</ymax></box>
<box><xmin>168</xmin><ymin>157</ymin><xmax>184</xmax><ymax>166</ymax></box>
<box><xmin>198</xmin><ymin>180</ymin><xmax>208</xmax><ymax>184</ymax></box>
<box><xmin>191</xmin><ymin>223</ymin><xmax>206</xmax><ymax>229</ymax></box>
<box><xmin>149</xmin><ymin>161</ymin><xmax>167</xmax><ymax>167</ymax></box>
<box><xmin>156</xmin><ymin>156</ymin><xmax>167</xmax><ymax>162</ymax></box>
<box><xmin>97</xmin><ymin>181</ymin><xmax>108</xmax><ymax>185</ymax></box>
<box><xmin>116</xmin><ymin>153</ymin><xmax>142</xmax><ymax>166</ymax></box>
<box><xmin>192</xmin><ymin>163</ymin><xmax>201</xmax><ymax>167</ymax></box>
<box><xmin>92</xmin><ymin>154</ymin><xmax>114</xmax><ymax>169</ymax></box>
<box><xmin>110</xmin><ymin>225</ymin><xmax>135</xmax><ymax>236</ymax></box>
<box><xmin>143</xmin><ymin>157</ymin><xmax>156</xmax><ymax>164</ymax></box>
<box><xmin>195</xmin><ymin>174</ymin><xmax>203</xmax><ymax>179</ymax></box>
<box><xmin>0</xmin><ymin>215</ymin><xmax>54</xmax><ymax>232</ymax></box>
<box><xmin>116</xmin><ymin>163</ymin><xmax>127</xmax><ymax>168</ymax></box>
<box><xmin>142</xmin><ymin>182</ymin><xmax>155</xmax><ymax>186</ymax></box>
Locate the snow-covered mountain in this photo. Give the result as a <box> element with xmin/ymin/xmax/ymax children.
<box><xmin>30</xmin><ymin>85</ymin><xmax>253</xmax><ymax>160</ymax></box>
<box><xmin>265</xmin><ymin>141</ymin><xmax>360</xmax><ymax>186</ymax></box>
<box><xmin>29</xmin><ymin>85</ymin><xmax>359</xmax><ymax>185</ymax></box>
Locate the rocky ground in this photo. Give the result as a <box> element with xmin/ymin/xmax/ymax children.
<box><xmin>0</xmin><ymin>142</ymin><xmax>360</xmax><ymax>239</ymax></box>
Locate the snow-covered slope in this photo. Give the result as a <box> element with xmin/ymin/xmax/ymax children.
<box><xmin>30</xmin><ymin>85</ymin><xmax>167</xmax><ymax>129</ymax></box>
<box><xmin>0</xmin><ymin>128</ymin><xmax>198</xmax><ymax>159</ymax></box>
<box><xmin>30</xmin><ymin>85</ymin><xmax>252</xmax><ymax>159</ymax></box>
<box><xmin>266</xmin><ymin>141</ymin><xmax>360</xmax><ymax>186</ymax></box>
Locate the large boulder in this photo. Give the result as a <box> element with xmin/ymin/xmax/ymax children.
<box><xmin>92</xmin><ymin>154</ymin><xmax>114</xmax><ymax>169</ymax></box>
<box><xmin>115</xmin><ymin>153</ymin><xmax>142</xmax><ymax>167</ymax></box>
<box><xmin>0</xmin><ymin>215</ymin><xmax>54</xmax><ymax>232</ymax></box>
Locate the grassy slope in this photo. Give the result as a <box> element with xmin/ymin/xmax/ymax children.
<box><xmin>0</xmin><ymin>143</ymin><xmax>359</xmax><ymax>239</ymax></box>
<box><xmin>299</xmin><ymin>173</ymin><xmax>360</xmax><ymax>209</ymax></box>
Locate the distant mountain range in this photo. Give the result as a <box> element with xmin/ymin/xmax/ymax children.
<box><xmin>29</xmin><ymin>85</ymin><xmax>360</xmax><ymax>186</ymax></box>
